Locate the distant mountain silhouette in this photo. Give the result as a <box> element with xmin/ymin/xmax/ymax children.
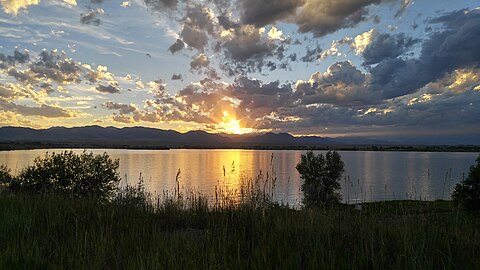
<box><xmin>0</xmin><ymin>126</ymin><xmax>392</xmax><ymax>148</ymax></box>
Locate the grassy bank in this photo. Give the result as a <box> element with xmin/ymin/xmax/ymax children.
<box><xmin>0</xmin><ymin>194</ymin><xmax>479</xmax><ymax>269</ymax></box>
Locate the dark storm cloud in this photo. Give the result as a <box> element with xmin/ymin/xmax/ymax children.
<box><xmin>168</xmin><ymin>39</ymin><xmax>185</xmax><ymax>54</ymax></box>
<box><xmin>370</xmin><ymin>8</ymin><xmax>480</xmax><ymax>99</ymax></box>
<box><xmin>362</xmin><ymin>33</ymin><xmax>418</xmax><ymax>65</ymax></box>
<box><xmin>237</xmin><ymin>0</ymin><xmax>304</xmax><ymax>27</ymax></box>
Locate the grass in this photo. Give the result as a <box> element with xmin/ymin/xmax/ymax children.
<box><xmin>0</xmin><ymin>192</ymin><xmax>479</xmax><ymax>269</ymax></box>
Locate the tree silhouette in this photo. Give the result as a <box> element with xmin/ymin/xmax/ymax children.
<box><xmin>296</xmin><ymin>150</ymin><xmax>344</xmax><ymax>207</ymax></box>
<box><xmin>452</xmin><ymin>155</ymin><xmax>480</xmax><ymax>211</ymax></box>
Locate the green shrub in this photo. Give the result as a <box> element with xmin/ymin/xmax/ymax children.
<box><xmin>452</xmin><ymin>154</ymin><xmax>480</xmax><ymax>211</ymax></box>
<box><xmin>12</xmin><ymin>151</ymin><xmax>120</xmax><ymax>200</ymax></box>
<box><xmin>296</xmin><ymin>150</ymin><xmax>344</xmax><ymax>207</ymax></box>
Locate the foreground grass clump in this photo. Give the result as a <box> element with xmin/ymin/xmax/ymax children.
<box><xmin>0</xmin><ymin>194</ymin><xmax>479</xmax><ymax>269</ymax></box>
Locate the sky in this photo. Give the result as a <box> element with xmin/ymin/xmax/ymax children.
<box><xmin>0</xmin><ymin>0</ymin><xmax>479</xmax><ymax>143</ymax></box>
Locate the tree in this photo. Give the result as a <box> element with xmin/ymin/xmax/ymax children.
<box><xmin>452</xmin><ymin>155</ymin><xmax>480</xmax><ymax>211</ymax></box>
<box><xmin>12</xmin><ymin>151</ymin><xmax>121</xmax><ymax>200</ymax></box>
<box><xmin>296</xmin><ymin>150</ymin><xmax>344</xmax><ymax>207</ymax></box>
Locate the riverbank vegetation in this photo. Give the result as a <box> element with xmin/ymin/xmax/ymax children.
<box><xmin>0</xmin><ymin>151</ymin><xmax>479</xmax><ymax>269</ymax></box>
<box><xmin>1</xmin><ymin>195</ymin><xmax>479</xmax><ymax>269</ymax></box>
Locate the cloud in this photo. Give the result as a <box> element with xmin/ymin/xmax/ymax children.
<box><xmin>0</xmin><ymin>0</ymin><xmax>78</xmax><ymax>15</ymax></box>
<box><xmin>395</xmin><ymin>0</ymin><xmax>413</xmax><ymax>18</ymax></box>
<box><xmin>300</xmin><ymin>45</ymin><xmax>322</xmax><ymax>62</ymax></box>
<box><xmin>190</xmin><ymin>54</ymin><xmax>210</xmax><ymax>70</ymax></box>
<box><xmin>362</xmin><ymin>32</ymin><xmax>418</xmax><ymax>65</ymax></box>
<box><xmin>103</xmin><ymin>101</ymin><xmax>138</xmax><ymax>114</ymax></box>
<box><xmin>0</xmin><ymin>82</ymin><xmax>30</xmax><ymax>100</ymax></box>
<box><xmin>294</xmin><ymin>61</ymin><xmax>375</xmax><ymax>106</ymax></box>
<box><xmin>171</xmin><ymin>73</ymin><xmax>182</xmax><ymax>80</ymax></box>
<box><xmin>0</xmin><ymin>0</ymin><xmax>37</xmax><ymax>15</ymax></box>
<box><xmin>350</xmin><ymin>29</ymin><xmax>377</xmax><ymax>55</ymax></box>
<box><xmin>1</xmin><ymin>49</ymin><xmax>121</xmax><ymax>91</ymax></box>
<box><xmin>180</xmin><ymin>24</ymin><xmax>209</xmax><ymax>51</ymax></box>
<box><xmin>28</xmin><ymin>50</ymin><xmax>82</xmax><ymax>85</ymax></box>
<box><xmin>237</xmin><ymin>0</ymin><xmax>303</xmax><ymax>27</ymax></box>
<box><xmin>184</xmin><ymin>5</ymin><xmax>217</xmax><ymax>34</ymax></box>
<box><xmin>96</xmin><ymin>84</ymin><xmax>121</xmax><ymax>94</ymax></box>
<box><xmin>234</xmin><ymin>0</ymin><xmax>392</xmax><ymax>38</ymax></box>
<box><xmin>144</xmin><ymin>0</ymin><xmax>178</xmax><ymax>12</ymax></box>
<box><xmin>0</xmin><ymin>49</ymin><xmax>30</xmax><ymax>69</ymax></box>
<box><xmin>80</xmin><ymin>8</ymin><xmax>104</xmax><ymax>26</ymax></box>
<box><xmin>84</xmin><ymin>65</ymin><xmax>115</xmax><ymax>83</ymax></box>
<box><xmin>220</xmin><ymin>25</ymin><xmax>279</xmax><ymax>73</ymax></box>
<box><xmin>168</xmin><ymin>39</ymin><xmax>185</xmax><ymax>54</ymax></box>
<box><xmin>370</xmin><ymin>8</ymin><xmax>480</xmax><ymax>99</ymax></box>
<box><xmin>227</xmin><ymin>77</ymin><xmax>293</xmax><ymax>119</ymax></box>
<box><xmin>0</xmin><ymin>99</ymin><xmax>77</xmax><ymax>118</ymax></box>
<box><xmin>295</xmin><ymin>0</ymin><xmax>384</xmax><ymax>37</ymax></box>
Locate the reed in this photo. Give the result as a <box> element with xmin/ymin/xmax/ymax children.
<box><xmin>0</xmin><ymin>186</ymin><xmax>479</xmax><ymax>269</ymax></box>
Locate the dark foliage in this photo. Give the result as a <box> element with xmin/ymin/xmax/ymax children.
<box><xmin>452</xmin><ymin>155</ymin><xmax>480</xmax><ymax>211</ymax></box>
<box><xmin>296</xmin><ymin>150</ymin><xmax>344</xmax><ymax>207</ymax></box>
<box><xmin>0</xmin><ymin>165</ymin><xmax>13</xmax><ymax>190</ymax></box>
<box><xmin>10</xmin><ymin>151</ymin><xmax>120</xmax><ymax>200</ymax></box>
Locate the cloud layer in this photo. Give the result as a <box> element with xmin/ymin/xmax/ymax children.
<box><xmin>0</xmin><ymin>0</ymin><xmax>479</xmax><ymax>141</ymax></box>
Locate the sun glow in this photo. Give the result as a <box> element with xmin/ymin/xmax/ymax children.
<box><xmin>219</xmin><ymin>111</ymin><xmax>254</xmax><ymax>134</ymax></box>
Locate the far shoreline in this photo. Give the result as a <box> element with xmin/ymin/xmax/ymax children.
<box><xmin>1</xmin><ymin>142</ymin><xmax>479</xmax><ymax>153</ymax></box>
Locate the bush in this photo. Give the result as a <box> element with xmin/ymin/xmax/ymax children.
<box><xmin>0</xmin><ymin>165</ymin><xmax>13</xmax><ymax>190</ymax></box>
<box><xmin>113</xmin><ymin>174</ymin><xmax>150</xmax><ymax>209</ymax></box>
<box><xmin>452</xmin><ymin>155</ymin><xmax>480</xmax><ymax>211</ymax></box>
<box><xmin>296</xmin><ymin>150</ymin><xmax>344</xmax><ymax>207</ymax></box>
<box><xmin>11</xmin><ymin>151</ymin><xmax>121</xmax><ymax>200</ymax></box>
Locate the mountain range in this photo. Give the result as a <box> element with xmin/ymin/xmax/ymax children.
<box><xmin>0</xmin><ymin>126</ymin><xmax>391</xmax><ymax>148</ymax></box>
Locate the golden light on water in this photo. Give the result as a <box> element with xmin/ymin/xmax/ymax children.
<box><xmin>220</xmin><ymin>111</ymin><xmax>254</xmax><ymax>134</ymax></box>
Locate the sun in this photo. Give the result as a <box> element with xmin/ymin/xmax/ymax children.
<box><xmin>219</xmin><ymin>111</ymin><xmax>253</xmax><ymax>134</ymax></box>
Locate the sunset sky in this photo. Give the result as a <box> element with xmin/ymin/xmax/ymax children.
<box><xmin>0</xmin><ymin>0</ymin><xmax>479</xmax><ymax>143</ymax></box>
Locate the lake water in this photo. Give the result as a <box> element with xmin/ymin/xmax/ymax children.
<box><xmin>1</xmin><ymin>149</ymin><xmax>478</xmax><ymax>206</ymax></box>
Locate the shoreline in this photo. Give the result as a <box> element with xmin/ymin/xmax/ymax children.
<box><xmin>1</xmin><ymin>142</ymin><xmax>479</xmax><ymax>152</ymax></box>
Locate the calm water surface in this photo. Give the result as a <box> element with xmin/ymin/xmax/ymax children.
<box><xmin>1</xmin><ymin>149</ymin><xmax>478</xmax><ymax>206</ymax></box>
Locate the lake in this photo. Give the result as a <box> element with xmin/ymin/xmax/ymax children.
<box><xmin>1</xmin><ymin>149</ymin><xmax>478</xmax><ymax>206</ymax></box>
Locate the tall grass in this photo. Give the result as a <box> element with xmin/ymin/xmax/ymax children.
<box><xmin>1</xmin><ymin>165</ymin><xmax>480</xmax><ymax>270</ymax></box>
<box><xmin>0</xmin><ymin>192</ymin><xmax>479</xmax><ymax>269</ymax></box>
